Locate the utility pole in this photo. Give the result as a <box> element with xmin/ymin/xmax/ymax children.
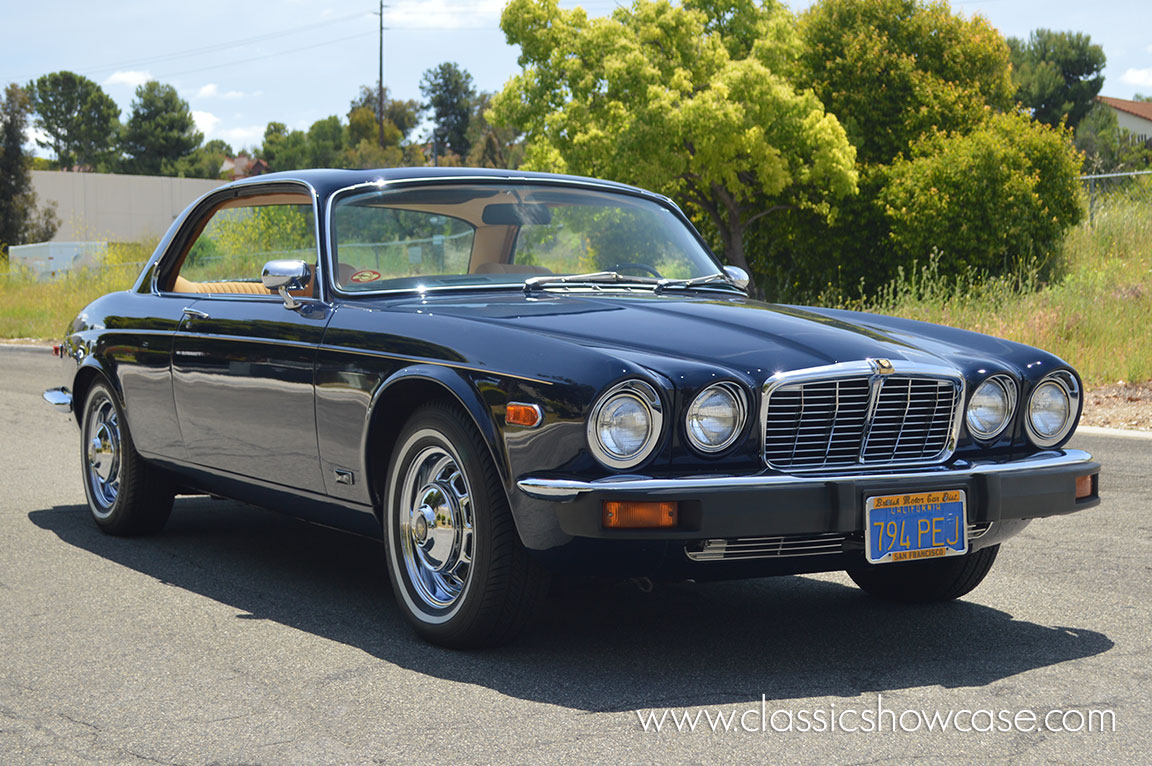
<box><xmin>374</xmin><ymin>2</ymin><xmax>389</xmax><ymax>147</ymax></box>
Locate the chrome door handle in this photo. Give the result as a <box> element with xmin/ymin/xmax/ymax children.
<box><xmin>182</xmin><ymin>307</ymin><xmax>210</xmax><ymax>320</ymax></box>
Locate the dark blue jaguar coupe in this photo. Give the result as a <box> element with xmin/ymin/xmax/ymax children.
<box><xmin>45</xmin><ymin>168</ymin><xmax>1100</xmax><ymax>647</ymax></box>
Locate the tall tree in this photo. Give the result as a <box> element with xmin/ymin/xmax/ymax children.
<box><xmin>121</xmin><ymin>81</ymin><xmax>202</xmax><ymax>176</ymax></box>
<box><xmin>1</xmin><ymin>84</ymin><xmax>58</xmax><ymax>250</ymax></box>
<box><xmin>261</xmin><ymin>122</ymin><xmax>310</xmax><ymax>171</ymax></box>
<box><xmin>1008</xmin><ymin>29</ymin><xmax>1105</xmax><ymax>130</ymax></box>
<box><xmin>177</xmin><ymin>139</ymin><xmax>233</xmax><ymax>179</ymax></box>
<box><xmin>26</xmin><ymin>71</ymin><xmax>120</xmax><ymax>171</ymax></box>
<box><xmin>420</xmin><ymin>63</ymin><xmax>476</xmax><ymax>158</ymax></box>
<box><xmin>351</xmin><ymin>84</ymin><xmax>421</xmax><ymax>141</ymax></box>
<box><xmin>307</xmin><ymin>115</ymin><xmax>345</xmax><ymax>168</ymax></box>
<box><xmin>492</xmin><ymin>0</ymin><xmax>857</xmax><ymax>277</ymax></box>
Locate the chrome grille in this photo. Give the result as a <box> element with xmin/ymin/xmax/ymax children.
<box><xmin>763</xmin><ymin>370</ymin><xmax>960</xmax><ymax>471</ymax></box>
<box><xmin>686</xmin><ymin>533</ymin><xmax>846</xmax><ymax>562</ymax></box>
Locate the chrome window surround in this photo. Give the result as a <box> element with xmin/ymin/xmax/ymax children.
<box><xmin>760</xmin><ymin>360</ymin><xmax>966</xmax><ymax>473</ymax></box>
<box><xmin>586</xmin><ymin>379</ymin><xmax>664</xmax><ymax>470</ymax></box>
<box><xmin>684</xmin><ymin>381</ymin><xmax>748</xmax><ymax>454</ymax></box>
<box><xmin>965</xmin><ymin>374</ymin><xmax>1018</xmax><ymax>442</ymax></box>
<box><xmin>1025</xmin><ymin>370</ymin><xmax>1080</xmax><ymax>448</ymax></box>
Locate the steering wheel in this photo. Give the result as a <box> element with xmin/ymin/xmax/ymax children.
<box><xmin>612</xmin><ymin>262</ymin><xmax>663</xmax><ymax>279</ymax></box>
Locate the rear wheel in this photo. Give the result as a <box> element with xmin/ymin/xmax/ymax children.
<box><xmin>383</xmin><ymin>401</ymin><xmax>548</xmax><ymax>648</ymax></box>
<box><xmin>847</xmin><ymin>545</ymin><xmax>999</xmax><ymax>602</ymax></box>
<box><xmin>80</xmin><ymin>380</ymin><xmax>174</xmax><ymax>535</ymax></box>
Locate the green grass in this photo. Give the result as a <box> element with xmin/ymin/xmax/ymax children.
<box><xmin>830</xmin><ymin>176</ymin><xmax>1152</xmax><ymax>387</ymax></box>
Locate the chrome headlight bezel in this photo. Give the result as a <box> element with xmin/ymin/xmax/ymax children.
<box><xmin>586</xmin><ymin>380</ymin><xmax>664</xmax><ymax>469</ymax></box>
<box><xmin>965</xmin><ymin>374</ymin><xmax>1017</xmax><ymax>442</ymax></box>
<box><xmin>685</xmin><ymin>382</ymin><xmax>747</xmax><ymax>454</ymax></box>
<box><xmin>1025</xmin><ymin>371</ymin><xmax>1079</xmax><ymax>448</ymax></box>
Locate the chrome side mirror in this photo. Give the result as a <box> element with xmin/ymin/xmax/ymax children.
<box><xmin>261</xmin><ymin>260</ymin><xmax>311</xmax><ymax>310</ymax></box>
<box><xmin>723</xmin><ymin>265</ymin><xmax>750</xmax><ymax>290</ymax></box>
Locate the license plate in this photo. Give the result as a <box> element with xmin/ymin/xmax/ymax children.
<box><xmin>864</xmin><ymin>490</ymin><xmax>967</xmax><ymax>565</ymax></box>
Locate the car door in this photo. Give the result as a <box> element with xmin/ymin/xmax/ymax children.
<box><xmin>164</xmin><ymin>187</ymin><xmax>332</xmax><ymax>493</ymax></box>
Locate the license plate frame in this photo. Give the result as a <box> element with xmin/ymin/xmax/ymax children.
<box><xmin>864</xmin><ymin>489</ymin><xmax>968</xmax><ymax>565</ymax></box>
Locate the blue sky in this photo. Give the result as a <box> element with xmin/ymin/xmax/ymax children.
<box><xmin>2</xmin><ymin>0</ymin><xmax>1150</xmax><ymax>156</ymax></box>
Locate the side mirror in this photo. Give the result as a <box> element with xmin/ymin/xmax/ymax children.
<box><xmin>723</xmin><ymin>265</ymin><xmax>750</xmax><ymax>290</ymax></box>
<box><xmin>261</xmin><ymin>260</ymin><xmax>311</xmax><ymax>310</ymax></box>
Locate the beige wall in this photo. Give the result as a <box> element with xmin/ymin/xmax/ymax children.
<box><xmin>31</xmin><ymin>170</ymin><xmax>226</xmax><ymax>244</ymax></box>
<box><xmin>1113</xmin><ymin>110</ymin><xmax>1152</xmax><ymax>143</ymax></box>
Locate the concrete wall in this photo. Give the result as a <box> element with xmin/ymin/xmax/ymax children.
<box><xmin>30</xmin><ymin>171</ymin><xmax>226</xmax><ymax>244</ymax></box>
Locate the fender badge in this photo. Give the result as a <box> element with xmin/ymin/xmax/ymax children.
<box><xmin>872</xmin><ymin>358</ymin><xmax>895</xmax><ymax>375</ymax></box>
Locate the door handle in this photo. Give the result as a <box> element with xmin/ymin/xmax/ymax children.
<box><xmin>182</xmin><ymin>307</ymin><xmax>210</xmax><ymax>320</ymax></box>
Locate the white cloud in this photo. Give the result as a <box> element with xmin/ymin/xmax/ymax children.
<box><xmin>385</xmin><ymin>0</ymin><xmax>502</xmax><ymax>30</ymax></box>
<box><xmin>194</xmin><ymin>83</ymin><xmax>248</xmax><ymax>100</ymax></box>
<box><xmin>218</xmin><ymin>125</ymin><xmax>266</xmax><ymax>149</ymax></box>
<box><xmin>102</xmin><ymin>70</ymin><xmax>152</xmax><ymax>89</ymax></box>
<box><xmin>1121</xmin><ymin>68</ymin><xmax>1152</xmax><ymax>88</ymax></box>
<box><xmin>192</xmin><ymin>110</ymin><xmax>220</xmax><ymax>135</ymax></box>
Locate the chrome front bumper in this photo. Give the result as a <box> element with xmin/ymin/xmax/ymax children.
<box><xmin>43</xmin><ymin>387</ymin><xmax>73</xmax><ymax>414</ymax></box>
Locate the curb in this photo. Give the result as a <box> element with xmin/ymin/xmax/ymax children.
<box><xmin>1074</xmin><ymin>425</ymin><xmax>1152</xmax><ymax>439</ymax></box>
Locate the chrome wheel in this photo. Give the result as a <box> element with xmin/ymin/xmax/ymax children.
<box><xmin>85</xmin><ymin>392</ymin><xmax>122</xmax><ymax>517</ymax></box>
<box><xmin>399</xmin><ymin>442</ymin><xmax>474</xmax><ymax>610</ymax></box>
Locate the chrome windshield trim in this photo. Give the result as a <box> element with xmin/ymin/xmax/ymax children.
<box><xmin>760</xmin><ymin>359</ymin><xmax>966</xmax><ymax>471</ymax></box>
<box><xmin>516</xmin><ymin>449</ymin><xmax>1096</xmax><ymax>501</ymax></box>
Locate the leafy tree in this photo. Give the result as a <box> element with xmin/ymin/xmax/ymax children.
<box><xmin>1</xmin><ymin>83</ymin><xmax>58</xmax><ymax>252</ymax></box>
<box><xmin>468</xmin><ymin>92</ymin><xmax>522</xmax><ymax>169</ymax></box>
<box><xmin>1075</xmin><ymin>102</ymin><xmax>1152</xmax><ymax>173</ymax></box>
<box><xmin>261</xmin><ymin>122</ymin><xmax>310</xmax><ymax>171</ymax></box>
<box><xmin>492</xmin><ymin>0</ymin><xmax>857</xmax><ymax>278</ymax></box>
<box><xmin>307</xmin><ymin>115</ymin><xmax>345</xmax><ymax>168</ymax></box>
<box><xmin>351</xmin><ymin>84</ymin><xmax>421</xmax><ymax>141</ymax></box>
<box><xmin>420</xmin><ymin>62</ymin><xmax>476</xmax><ymax>158</ymax></box>
<box><xmin>26</xmin><ymin>71</ymin><xmax>120</xmax><ymax>171</ymax></box>
<box><xmin>178</xmin><ymin>139</ymin><xmax>233</xmax><ymax>179</ymax></box>
<box><xmin>881</xmin><ymin>113</ymin><xmax>1084</xmax><ymax>277</ymax></box>
<box><xmin>348</xmin><ymin>105</ymin><xmax>401</xmax><ymax>149</ymax></box>
<box><xmin>798</xmin><ymin>0</ymin><xmax>1014</xmax><ymax>166</ymax></box>
<box><xmin>121</xmin><ymin>81</ymin><xmax>202</xmax><ymax>175</ymax></box>
<box><xmin>1008</xmin><ymin>29</ymin><xmax>1105</xmax><ymax>130</ymax></box>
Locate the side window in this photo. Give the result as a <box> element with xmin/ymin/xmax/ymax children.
<box><xmin>170</xmin><ymin>195</ymin><xmax>316</xmax><ymax>294</ymax></box>
<box><xmin>333</xmin><ymin>199</ymin><xmax>474</xmax><ymax>291</ymax></box>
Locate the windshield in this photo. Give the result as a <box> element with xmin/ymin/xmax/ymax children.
<box><xmin>330</xmin><ymin>183</ymin><xmax>722</xmax><ymax>293</ymax></box>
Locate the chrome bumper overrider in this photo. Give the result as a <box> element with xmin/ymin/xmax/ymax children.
<box><xmin>43</xmin><ymin>387</ymin><xmax>73</xmax><ymax>414</ymax></box>
<box><xmin>516</xmin><ymin>449</ymin><xmax>1096</xmax><ymax>501</ymax></box>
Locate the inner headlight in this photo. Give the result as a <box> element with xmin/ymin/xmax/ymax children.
<box><xmin>686</xmin><ymin>383</ymin><xmax>746</xmax><ymax>453</ymax></box>
<box><xmin>965</xmin><ymin>375</ymin><xmax>1016</xmax><ymax>440</ymax></box>
<box><xmin>587</xmin><ymin>380</ymin><xmax>663</xmax><ymax>469</ymax></box>
<box><xmin>1026</xmin><ymin>372</ymin><xmax>1078</xmax><ymax>447</ymax></box>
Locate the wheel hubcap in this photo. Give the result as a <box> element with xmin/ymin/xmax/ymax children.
<box><xmin>399</xmin><ymin>446</ymin><xmax>473</xmax><ymax>610</ymax></box>
<box><xmin>85</xmin><ymin>395</ymin><xmax>122</xmax><ymax>514</ymax></box>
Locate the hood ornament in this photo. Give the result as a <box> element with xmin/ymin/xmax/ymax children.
<box><xmin>871</xmin><ymin>358</ymin><xmax>895</xmax><ymax>375</ymax></box>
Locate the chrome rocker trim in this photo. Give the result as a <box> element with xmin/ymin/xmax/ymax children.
<box><xmin>43</xmin><ymin>387</ymin><xmax>73</xmax><ymax>414</ymax></box>
<box><xmin>516</xmin><ymin>449</ymin><xmax>1096</xmax><ymax>501</ymax></box>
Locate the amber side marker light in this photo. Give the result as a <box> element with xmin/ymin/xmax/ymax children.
<box><xmin>1076</xmin><ymin>473</ymin><xmax>1097</xmax><ymax>500</ymax></box>
<box><xmin>505</xmin><ymin>403</ymin><xmax>542</xmax><ymax>428</ymax></box>
<box><xmin>603</xmin><ymin>501</ymin><xmax>678</xmax><ymax>529</ymax></box>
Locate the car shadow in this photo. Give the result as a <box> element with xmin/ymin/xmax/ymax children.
<box><xmin>30</xmin><ymin>499</ymin><xmax>1113</xmax><ymax>713</ymax></box>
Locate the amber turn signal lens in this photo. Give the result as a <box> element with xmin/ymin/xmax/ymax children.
<box><xmin>505</xmin><ymin>403</ymin><xmax>542</xmax><ymax>427</ymax></box>
<box><xmin>1075</xmin><ymin>473</ymin><xmax>1096</xmax><ymax>500</ymax></box>
<box><xmin>602</xmin><ymin>501</ymin><xmax>678</xmax><ymax>528</ymax></box>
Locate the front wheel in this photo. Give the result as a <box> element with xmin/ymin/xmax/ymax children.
<box><xmin>383</xmin><ymin>402</ymin><xmax>548</xmax><ymax>648</ymax></box>
<box><xmin>80</xmin><ymin>380</ymin><xmax>174</xmax><ymax>535</ymax></box>
<box><xmin>847</xmin><ymin>545</ymin><xmax>999</xmax><ymax>602</ymax></box>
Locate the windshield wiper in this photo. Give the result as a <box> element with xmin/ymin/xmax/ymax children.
<box><xmin>523</xmin><ymin>271</ymin><xmax>660</xmax><ymax>292</ymax></box>
<box><xmin>654</xmin><ymin>273</ymin><xmax>734</xmax><ymax>292</ymax></box>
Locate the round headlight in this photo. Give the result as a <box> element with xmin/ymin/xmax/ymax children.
<box><xmin>587</xmin><ymin>381</ymin><xmax>663</xmax><ymax>469</ymax></box>
<box><xmin>965</xmin><ymin>375</ymin><xmax>1016</xmax><ymax>441</ymax></box>
<box><xmin>686</xmin><ymin>383</ymin><xmax>746</xmax><ymax>453</ymax></box>
<box><xmin>1026</xmin><ymin>372</ymin><xmax>1078</xmax><ymax>447</ymax></box>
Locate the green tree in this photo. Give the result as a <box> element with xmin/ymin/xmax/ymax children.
<box><xmin>1075</xmin><ymin>102</ymin><xmax>1152</xmax><ymax>173</ymax></box>
<box><xmin>467</xmin><ymin>92</ymin><xmax>523</xmax><ymax>169</ymax></box>
<box><xmin>798</xmin><ymin>0</ymin><xmax>1014</xmax><ymax>166</ymax></box>
<box><xmin>177</xmin><ymin>139</ymin><xmax>233</xmax><ymax>179</ymax></box>
<box><xmin>121</xmin><ymin>81</ymin><xmax>202</xmax><ymax>175</ymax></box>
<box><xmin>261</xmin><ymin>122</ymin><xmax>310</xmax><ymax>171</ymax></box>
<box><xmin>26</xmin><ymin>71</ymin><xmax>120</xmax><ymax>171</ymax></box>
<box><xmin>420</xmin><ymin>62</ymin><xmax>476</xmax><ymax>158</ymax></box>
<box><xmin>348</xmin><ymin>106</ymin><xmax>401</xmax><ymax>149</ymax></box>
<box><xmin>307</xmin><ymin>115</ymin><xmax>345</xmax><ymax>168</ymax></box>
<box><xmin>1</xmin><ymin>84</ymin><xmax>59</xmax><ymax>252</ymax></box>
<box><xmin>1008</xmin><ymin>29</ymin><xmax>1105</xmax><ymax>130</ymax></box>
<box><xmin>351</xmin><ymin>84</ymin><xmax>421</xmax><ymax>141</ymax></box>
<box><xmin>492</xmin><ymin>0</ymin><xmax>857</xmax><ymax>277</ymax></box>
<box><xmin>882</xmin><ymin>113</ymin><xmax>1084</xmax><ymax>277</ymax></box>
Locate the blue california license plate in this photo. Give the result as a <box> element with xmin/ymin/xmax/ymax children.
<box><xmin>864</xmin><ymin>490</ymin><xmax>968</xmax><ymax>565</ymax></box>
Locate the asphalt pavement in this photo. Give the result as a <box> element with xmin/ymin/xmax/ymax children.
<box><xmin>1</xmin><ymin>344</ymin><xmax>1149</xmax><ymax>764</ymax></box>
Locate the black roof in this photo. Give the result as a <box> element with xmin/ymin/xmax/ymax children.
<box><xmin>228</xmin><ymin>167</ymin><xmax>662</xmax><ymax>201</ymax></box>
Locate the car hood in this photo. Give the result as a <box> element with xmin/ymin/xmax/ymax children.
<box><xmin>391</xmin><ymin>290</ymin><xmax>1035</xmax><ymax>379</ymax></box>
